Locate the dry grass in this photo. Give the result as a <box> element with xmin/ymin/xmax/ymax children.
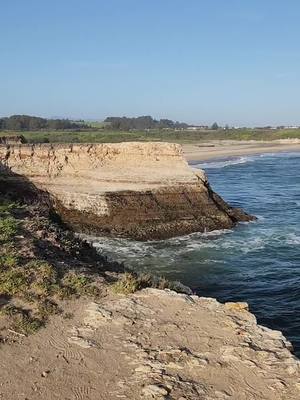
<box><xmin>0</xmin><ymin>199</ymin><xmax>101</xmax><ymax>335</ymax></box>
<box><xmin>111</xmin><ymin>272</ymin><xmax>191</xmax><ymax>295</ymax></box>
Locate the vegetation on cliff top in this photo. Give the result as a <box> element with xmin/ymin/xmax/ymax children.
<box><xmin>0</xmin><ymin>181</ymin><xmax>119</xmax><ymax>337</ymax></box>
<box><xmin>1</xmin><ymin>127</ymin><xmax>300</xmax><ymax>144</ymax></box>
<box><xmin>112</xmin><ymin>272</ymin><xmax>191</xmax><ymax>295</ymax></box>
<box><xmin>1</xmin><ymin>114</ymin><xmax>300</xmax><ymax>143</ymax></box>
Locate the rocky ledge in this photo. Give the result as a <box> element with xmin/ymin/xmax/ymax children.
<box><xmin>2</xmin><ymin>288</ymin><xmax>299</xmax><ymax>399</ymax></box>
<box><xmin>0</xmin><ymin>142</ymin><xmax>254</xmax><ymax>240</ymax></box>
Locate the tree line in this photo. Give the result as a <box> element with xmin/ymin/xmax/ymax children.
<box><xmin>0</xmin><ymin>114</ymin><xmax>221</xmax><ymax>132</ymax></box>
<box><xmin>104</xmin><ymin>116</ymin><xmax>189</xmax><ymax>130</ymax></box>
<box><xmin>0</xmin><ymin>115</ymin><xmax>88</xmax><ymax>131</ymax></box>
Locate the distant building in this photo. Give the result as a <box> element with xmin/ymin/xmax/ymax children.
<box><xmin>186</xmin><ymin>126</ymin><xmax>209</xmax><ymax>131</ymax></box>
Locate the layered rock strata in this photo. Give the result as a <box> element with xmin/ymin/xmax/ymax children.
<box><xmin>0</xmin><ymin>142</ymin><xmax>254</xmax><ymax>240</ymax></box>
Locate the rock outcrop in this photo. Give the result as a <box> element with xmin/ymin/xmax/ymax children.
<box><xmin>1</xmin><ymin>288</ymin><xmax>299</xmax><ymax>399</ymax></box>
<box><xmin>0</xmin><ymin>142</ymin><xmax>254</xmax><ymax>240</ymax></box>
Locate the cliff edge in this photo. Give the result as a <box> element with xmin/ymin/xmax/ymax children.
<box><xmin>1</xmin><ymin>288</ymin><xmax>299</xmax><ymax>399</ymax></box>
<box><xmin>0</xmin><ymin>142</ymin><xmax>254</xmax><ymax>239</ymax></box>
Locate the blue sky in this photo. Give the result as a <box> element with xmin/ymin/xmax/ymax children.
<box><xmin>1</xmin><ymin>0</ymin><xmax>300</xmax><ymax>126</ymax></box>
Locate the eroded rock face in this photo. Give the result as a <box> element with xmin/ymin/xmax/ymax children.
<box><xmin>0</xmin><ymin>142</ymin><xmax>255</xmax><ymax>239</ymax></box>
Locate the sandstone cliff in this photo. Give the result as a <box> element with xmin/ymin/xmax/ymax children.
<box><xmin>1</xmin><ymin>288</ymin><xmax>299</xmax><ymax>399</ymax></box>
<box><xmin>0</xmin><ymin>142</ymin><xmax>254</xmax><ymax>240</ymax></box>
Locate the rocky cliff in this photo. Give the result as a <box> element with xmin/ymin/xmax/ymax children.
<box><xmin>0</xmin><ymin>142</ymin><xmax>254</xmax><ymax>240</ymax></box>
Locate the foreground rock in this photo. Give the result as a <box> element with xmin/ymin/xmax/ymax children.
<box><xmin>0</xmin><ymin>142</ymin><xmax>254</xmax><ymax>240</ymax></box>
<box><xmin>1</xmin><ymin>288</ymin><xmax>299</xmax><ymax>399</ymax></box>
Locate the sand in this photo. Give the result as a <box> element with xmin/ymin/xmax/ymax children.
<box><xmin>183</xmin><ymin>139</ymin><xmax>300</xmax><ymax>162</ymax></box>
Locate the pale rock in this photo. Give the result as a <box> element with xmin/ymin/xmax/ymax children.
<box><xmin>0</xmin><ymin>142</ymin><xmax>254</xmax><ymax>240</ymax></box>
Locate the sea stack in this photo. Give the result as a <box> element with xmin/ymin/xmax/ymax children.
<box><xmin>0</xmin><ymin>142</ymin><xmax>255</xmax><ymax>240</ymax></box>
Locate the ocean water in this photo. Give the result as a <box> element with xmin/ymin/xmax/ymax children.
<box><xmin>87</xmin><ymin>152</ymin><xmax>300</xmax><ymax>355</ymax></box>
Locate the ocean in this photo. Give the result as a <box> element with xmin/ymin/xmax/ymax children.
<box><xmin>87</xmin><ymin>152</ymin><xmax>300</xmax><ymax>355</ymax></box>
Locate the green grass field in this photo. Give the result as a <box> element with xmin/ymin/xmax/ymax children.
<box><xmin>1</xmin><ymin>128</ymin><xmax>300</xmax><ymax>144</ymax></box>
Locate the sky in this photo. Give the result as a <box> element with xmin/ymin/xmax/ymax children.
<box><xmin>1</xmin><ymin>0</ymin><xmax>300</xmax><ymax>126</ymax></box>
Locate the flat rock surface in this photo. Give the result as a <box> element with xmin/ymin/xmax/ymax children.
<box><xmin>0</xmin><ymin>142</ymin><xmax>198</xmax><ymax>193</ymax></box>
<box><xmin>1</xmin><ymin>288</ymin><xmax>299</xmax><ymax>399</ymax></box>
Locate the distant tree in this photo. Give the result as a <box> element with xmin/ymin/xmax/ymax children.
<box><xmin>28</xmin><ymin>116</ymin><xmax>47</xmax><ymax>130</ymax></box>
<box><xmin>0</xmin><ymin>115</ymin><xmax>88</xmax><ymax>131</ymax></box>
<box><xmin>6</xmin><ymin>116</ymin><xmax>23</xmax><ymax>130</ymax></box>
<box><xmin>104</xmin><ymin>116</ymin><xmax>189</xmax><ymax>131</ymax></box>
<box><xmin>211</xmin><ymin>122</ymin><xmax>219</xmax><ymax>130</ymax></box>
<box><xmin>159</xmin><ymin>119</ymin><xmax>174</xmax><ymax>128</ymax></box>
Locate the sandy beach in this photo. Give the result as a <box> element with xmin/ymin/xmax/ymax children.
<box><xmin>183</xmin><ymin>139</ymin><xmax>300</xmax><ymax>162</ymax></box>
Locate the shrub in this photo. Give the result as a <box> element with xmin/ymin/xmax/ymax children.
<box><xmin>0</xmin><ymin>305</ymin><xmax>44</xmax><ymax>336</ymax></box>
<box><xmin>0</xmin><ymin>253</ymin><xmax>19</xmax><ymax>269</ymax></box>
<box><xmin>37</xmin><ymin>300</ymin><xmax>60</xmax><ymax>320</ymax></box>
<box><xmin>11</xmin><ymin>312</ymin><xmax>44</xmax><ymax>335</ymax></box>
<box><xmin>27</xmin><ymin>261</ymin><xmax>58</xmax><ymax>297</ymax></box>
<box><xmin>0</xmin><ymin>268</ymin><xmax>28</xmax><ymax>295</ymax></box>
<box><xmin>111</xmin><ymin>272</ymin><xmax>193</xmax><ymax>295</ymax></box>
<box><xmin>61</xmin><ymin>272</ymin><xmax>98</xmax><ymax>297</ymax></box>
<box><xmin>112</xmin><ymin>273</ymin><xmax>141</xmax><ymax>294</ymax></box>
<box><xmin>0</xmin><ymin>217</ymin><xmax>18</xmax><ymax>242</ymax></box>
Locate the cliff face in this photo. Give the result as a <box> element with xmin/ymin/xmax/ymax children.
<box><xmin>0</xmin><ymin>142</ymin><xmax>254</xmax><ymax>240</ymax></box>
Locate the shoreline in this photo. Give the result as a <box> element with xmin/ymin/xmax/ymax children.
<box><xmin>182</xmin><ymin>140</ymin><xmax>300</xmax><ymax>162</ymax></box>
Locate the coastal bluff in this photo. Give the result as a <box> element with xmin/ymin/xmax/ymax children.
<box><xmin>0</xmin><ymin>142</ymin><xmax>254</xmax><ymax>240</ymax></box>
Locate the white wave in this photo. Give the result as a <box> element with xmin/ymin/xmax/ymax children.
<box><xmin>164</xmin><ymin>228</ymin><xmax>233</xmax><ymax>244</ymax></box>
<box><xmin>223</xmin><ymin>237</ymin><xmax>266</xmax><ymax>253</ymax></box>
<box><xmin>194</xmin><ymin>156</ymin><xmax>255</xmax><ymax>170</ymax></box>
<box><xmin>286</xmin><ymin>234</ymin><xmax>300</xmax><ymax>245</ymax></box>
<box><xmin>257</xmin><ymin>151</ymin><xmax>300</xmax><ymax>160</ymax></box>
